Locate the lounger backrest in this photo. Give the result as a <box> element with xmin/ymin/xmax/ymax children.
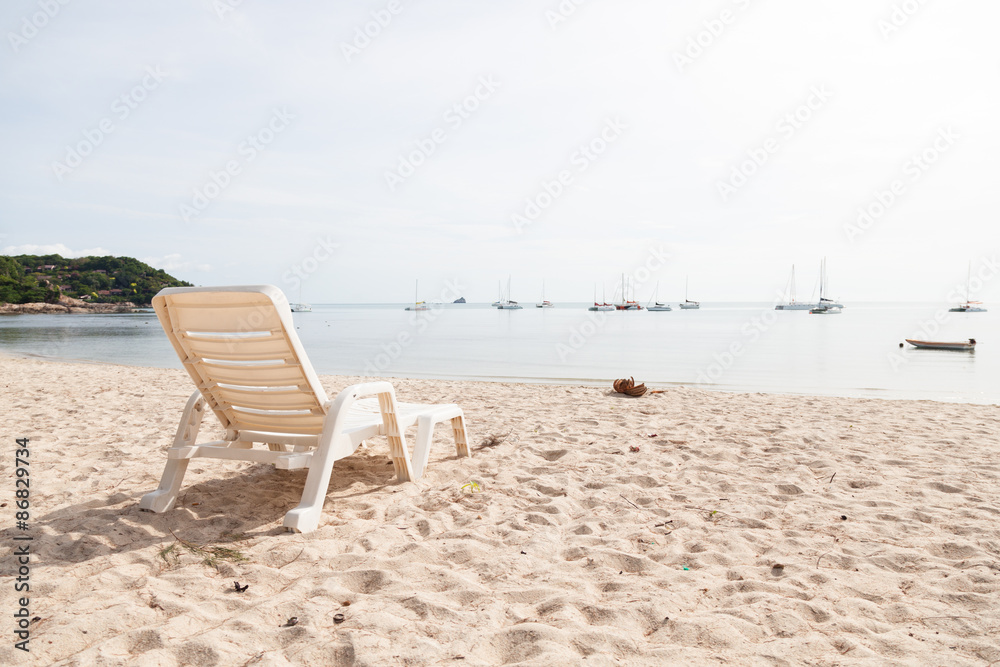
<box><xmin>153</xmin><ymin>285</ymin><xmax>329</xmax><ymax>437</ymax></box>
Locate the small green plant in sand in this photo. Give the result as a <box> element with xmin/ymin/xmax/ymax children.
<box><xmin>159</xmin><ymin>532</ymin><xmax>249</xmax><ymax>569</ymax></box>
<box><xmin>461</xmin><ymin>480</ymin><xmax>483</xmax><ymax>494</ymax></box>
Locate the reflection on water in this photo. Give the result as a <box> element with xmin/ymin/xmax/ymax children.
<box><xmin>0</xmin><ymin>303</ymin><xmax>995</xmax><ymax>403</ymax></box>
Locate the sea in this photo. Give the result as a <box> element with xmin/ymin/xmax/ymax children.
<box><xmin>1</xmin><ymin>302</ymin><xmax>996</xmax><ymax>404</ymax></box>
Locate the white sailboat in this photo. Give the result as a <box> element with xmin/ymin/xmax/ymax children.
<box><xmin>949</xmin><ymin>261</ymin><xmax>987</xmax><ymax>312</ymax></box>
<box><xmin>491</xmin><ymin>280</ymin><xmax>502</xmax><ymax>308</ymax></box>
<box><xmin>776</xmin><ymin>262</ymin><xmax>843</xmax><ymax>310</ymax></box>
<box><xmin>536</xmin><ymin>280</ymin><xmax>554</xmax><ymax>308</ymax></box>
<box><xmin>289</xmin><ymin>284</ymin><xmax>311</xmax><ymax>312</ymax></box>
<box><xmin>810</xmin><ymin>258</ymin><xmax>842</xmax><ymax>314</ymax></box>
<box><xmin>775</xmin><ymin>265</ymin><xmax>811</xmax><ymax>310</ymax></box>
<box><xmin>404</xmin><ymin>280</ymin><xmax>430</xmax><ymax>311</ymax></box>
<box><xmin>588</xmin><ymin>283</ymin><xmax>615</xmax><ymax>311</ymax></box>
<box><xmin>616</xmin><ymin>273</ymin><xmax>642</xmax><ymax>310</ymax></box>
<box><xmin>496</xmin><ymin>276</ymin><xmax>522</xmax><ymax>309</ymax></box>
<box><xmin>678</xmin><ymin>275</ymin><xmax>699</xmax><ymax>309</ymax></box>
<box><xmin>647</xmin><ymin>281</ymin><xmax>672</xmax><ymax>311</ymax></box>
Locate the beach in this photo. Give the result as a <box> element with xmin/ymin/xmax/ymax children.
<box><xmin>1</xmin><ymin>354</ymin><xmax>999</xmax><ymax>666</ymax></box>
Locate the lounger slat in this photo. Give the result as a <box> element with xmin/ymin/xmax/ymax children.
<box><xmin>182</xmin><ymin>331</ymin><xmax>283</xmax><ymax>342</ymax></box>
<box><xmin>169</xmin><ymin>304</ymin><xmax>284</xmax><ymax>332</ymax></box>
<box><xmin>230</xmin><ymin>411</ymin><xmax>326</xmax><ymax>434</ymax></box>
<box><xmin>201</xmin><ymin>363</ymin><xmax>308</xmax><ymax>386</ymax></box>
<box><xmin>212</xmin><ymin>388</ymin><xmax>321</xmax><ymax>410</ymax></box>
<box><xmin>183</xmin><ymin>337</ymin><xmax>295</xmax><ymax>358</ymax></box>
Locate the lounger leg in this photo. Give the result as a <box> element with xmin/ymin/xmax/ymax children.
<box><xmin>139</xmin><ymin>459</ymin><xmax>191</xmax><ymax>512</ymax></box>
<box><xmin>452</xmin><ymin>414</ymin><xmax>470</xmax><ymax>458</ymax></box>
<box><xmin>283</xmin><ymin>442</ymin><xmax>338</xmax><ymax>533</ymax></box>
<box><xmin>378</xmin><ymin>391</ymin><xmax>415</xmax><ymax>483</ymax></box>
<box><xmin>139</xmin><ymin>392</ymin><xmax>206</xmax><ymax>513</ymax></box>
<box><xmin>411</xmin><ymin>415</ymin><xmax>434</xmax><ymax>481</ymax></box>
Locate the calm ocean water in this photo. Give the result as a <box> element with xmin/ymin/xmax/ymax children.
<box><xmin>1</xmin><ymin>302</ymin><xmax>996</xmax><ymax>404</ymax></box>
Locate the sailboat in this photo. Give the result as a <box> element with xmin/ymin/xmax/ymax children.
<box><xmin>776</xmin><ymin>262</ymin><xmax>843</xmax><ymax>310</ymax></box>
<box><xmin>289</xmin><ymin>284</ymin><xmax>311</xmax><ymax>312</ymax></box>
<box><xmin>404</xmin><ymin>280</ymin><xmax>430</xmax><ymax>311</ymax></box>
<box><xmin>588</xmin><ymin>283</ymin><xmax>615</xmax><ymax>311</ymax></box>
<box><xmin>496</xmin><ymin>276</ymin><xmax>522</xmax><ymax>309</ymax></box>
<box><xmin>775</xmin><ymin>265</ymin><xmax>811</xmax><ymax>310</ymax></box>
<box><xmin>949</xmin><ymin>261</ymin><xmax>987</xmax><ymax>312</ymax></box>
<box><xmin>678</xmin><ymin>275</ymin><xmax>699</xmax><ymax>309</ymax></box>
<box><xmin>809</xmin><ymin>258</ymin><xmax>842</xmax><ymax>314</ymax></box>
<box><xmin>647</xmin><ymin>281</ymin><xmax>672</xmax><ymax>311</ymax></box>
<box><xmin>491</xmin><ymin>280</ymin><xmax>502</xmax><ymax>307</ymax></box>
<box><xmin>536</xmin><ymin>280</ymin><xmax>554</xmax><ymax>308</ymax></box>
<box><xmin>616</xmin><ymin>273</ymin><xmax>642</xmax><ymax>310</ymax></box>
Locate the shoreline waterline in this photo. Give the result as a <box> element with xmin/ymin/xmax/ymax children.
<box><xmin>3</xmin><ymin>351</ymin><xmax>995</xmax><ymax>407</ymax></box>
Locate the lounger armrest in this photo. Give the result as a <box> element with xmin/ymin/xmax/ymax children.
<box><xmin>332</xmin><ymin>381</ymin><xmax>398</xmax><ymax>402</ymax></box>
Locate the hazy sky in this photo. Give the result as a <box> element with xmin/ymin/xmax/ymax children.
<box><xmin>2</xmin><ymin>1</ymin><xmax>998</xmax><ymax>303</ymax></box>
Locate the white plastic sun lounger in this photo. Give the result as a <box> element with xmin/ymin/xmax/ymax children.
<box><xmin>138</xmin><ymin>285</ymin><xmax>470</xmax><ymax>533</ymax></box>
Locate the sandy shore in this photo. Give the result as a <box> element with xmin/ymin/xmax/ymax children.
<box><xmin>1</xmin><ymin>355</ymin><xmax>999</xmax><ymax>666</ymax></box>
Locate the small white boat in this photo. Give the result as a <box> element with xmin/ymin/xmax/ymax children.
<box><xmin>588</xmin><ymin>283</ymin><xmax>616</xmax><ymax>311</ymax></box>
<box><xmin>678</xmin><ymin>276</ymin><xmax>699</xmax><ymax>309</ymax></box>
<box><xmin>906</xmin><ymin>338</ymin><xmax>976</xmax><ymax>351</ymax></box>
<box><xmin>536</xmin><ymin>280</ymin><xmax>554</xmax><ymax>308</ymax></box>
<box><xmin>405</xmin><ymin>280</ymin><xmax>430</xmax><ymax>311</ymax></box>
<box><xmin>615</xmin><ymin>273</ymin><xmax>643</xmax><ymax>310</ymax></box>
<box><xmin>289</xmin><ymin>285</ymin><xmax>311</xmax><ymax>312</ymax></box>
<box><xmin>808</xmin><ymin>259</ymin><xmax>842</xmax><ymax>313</ymax></box>
<box><xmin>775</xmin><ymin>262</ymin><xmax>844</xmax><ymax>310</ymax></box>
<box><xmin>496</xmin><ymin>276</ymin><xmax>523</xmax><ymax>309</ymax></box>
<box><xmin>949</xmin><ymin>261</ymin><xmax>988</xmax><ymax>312</ymax></box>
<box><xmin>950</xmin><ymin>303</ymin><xmax>986</xmax><ymax>313</ymax></box>
<box><xmin>647</xmin><ymin>281</ymin><xmax>672</xmax><ymax>311</ymax></box>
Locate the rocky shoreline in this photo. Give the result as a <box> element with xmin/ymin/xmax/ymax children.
<box><xmin>0</xmin><ymin>295</ymin><xmax>139</xmax><ymax>314</ymax></box>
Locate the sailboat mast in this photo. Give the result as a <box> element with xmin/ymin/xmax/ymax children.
<box><xmin>967</xmin><ymin>260</ymin><xmax>972</xmax><ymax>301</ymax></box>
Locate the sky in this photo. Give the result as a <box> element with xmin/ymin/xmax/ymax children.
<box><xmin>2</xmin><ymin>0</ymin><xmax>999</xmax><ymax>304</ymax></box>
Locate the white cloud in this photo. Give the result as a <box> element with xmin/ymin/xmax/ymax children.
<box><xmin>1</xmin><ymin>244</ymin><xmax>113</xmax><ymax>257</ymax></box>
<box><xmin>141</xmin><ymin>253</ymin><xmax>213</xmax><ymax>273</ymax></box>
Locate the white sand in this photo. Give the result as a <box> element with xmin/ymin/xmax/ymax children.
<box><xmin>1</xmin><ymin>354</ymin><xmax>999</xmax><ymax>665</ymax></box>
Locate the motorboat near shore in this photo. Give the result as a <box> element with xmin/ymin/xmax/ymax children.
<box><xmin>905</xmin><ymin>338</ymin><xmax>976</xmax><ymax>351</ymax></box>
